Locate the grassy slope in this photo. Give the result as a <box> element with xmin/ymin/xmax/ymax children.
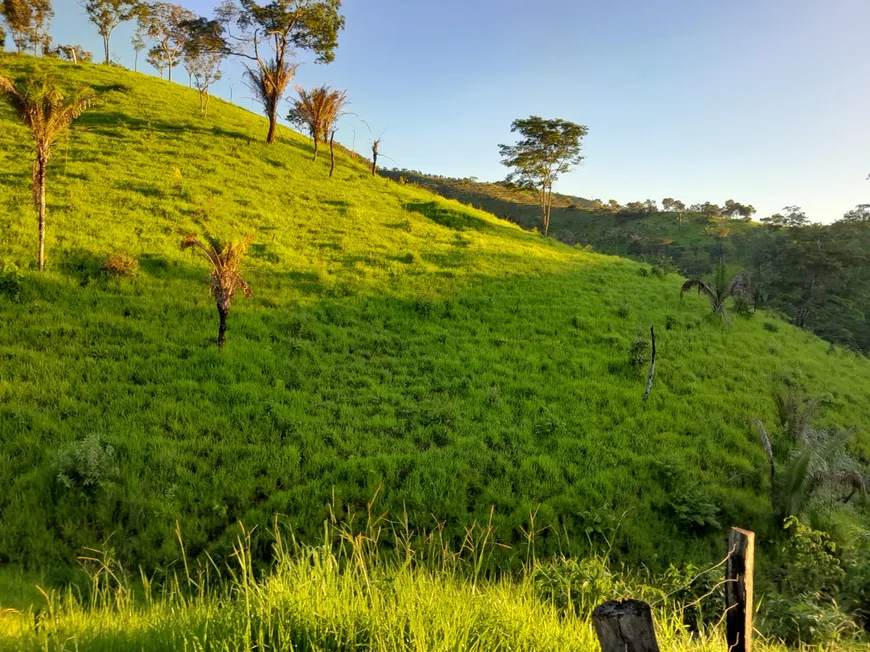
<box><xmin>1</xmin><ymin>55</ymin><xmax>869</xmax><ymax>592</ymax></box>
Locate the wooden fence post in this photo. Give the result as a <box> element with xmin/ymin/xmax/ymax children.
<box><xmin>726</xmin><ymin>527</ymin><xmax>755</xmax><ymax>652</ymax></box>
<box><xmin>592</xmin><ymin>599</ymin><xmax>660</xmax><ymax>652</ymax></box>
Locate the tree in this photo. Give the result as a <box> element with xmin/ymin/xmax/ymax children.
<box><xmin>80</xmin><ymin>0</ymin><xmax>140</xmax><ymax>65</ymax></box>
<box><xmin>51</xmin><ymin>44</ymin><xmax>94</xmax><ymax>63</ymax></box>
<box><xmin>183</xmin><ymin>18</ymin><xmax>226</xmax><ymax>114</ymax></box>
<box><xmin>2</xmin><ymin>0</ymin><xmax>53</xmax><ymax>54</ymax></box>
<box><xmin>755</xmin><ymin>390</ymin><xmax>863</xmax><ymax>519</ymax></box>
<box><xmin>137</xmin><ymin>2</ymin><xmax>196</xmax><ymax>83</ymax></box>
<box><xmin>131</xmin><ymin>30</ymin><xmax>146</xmax><ymax>71</ymax></box>
<box><xmin>181</xmin><ymin>232</ymin><xmax>255</xmax><ymax>349</ymax></box>
<box><xmin>724</xmin><ymin>199</ymin><xmax>756</xmax><ymax>219</ymax></box>
<box><xmin>0</xmin><ymin>74</ymin><xmax>95</xmax><ymax>271</ymax></box>
<box><xmin>217</xmin><ymin>0</ymin><xmax>345</xmax><ymax>144</ymax></box>
<box><xmin>762</xmin><ymin>205</ymin><xmax>808</xmax><ymax>228</ymax></box>
<box><xmin>839</xmin><ymin>204</ymin><xmax>870</xmax><ymax>224</ymax></box>
<box><xmin>681</xmin><ymin>264</ymin><xmax>750</xmax><ymax>323</ymax></box>
<box><xmin>661</xmin><ymin>197</ymin><xmax>686</xmax><ymax>212</ymax></box>
<box><xmin>498</xmin><ymin>116</ymin><xmax>588</xmax><ymax>237</ymax></box>
<box><xmin>287</xmin><ymin>84</ymin><xmax>347</xmax><ymax>161</ymax></box>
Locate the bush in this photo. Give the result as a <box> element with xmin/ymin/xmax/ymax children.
<box><xmin>0</xmin><ymin>264</ymin><xmax>23</xmax><ymax>300</ymax></box>
<box><xmin>760</xmin><ymin>593</ymin><xmax>858</xmax><ymax>646</ymax></box>
<box><xmin>56</xmin><ymin>434</ymin><xmax>119</xmax><ymax>496</ymax></box>
<box><xmin>101</xmin><ymin>251</ymin><xmax>139</xmax><ymax>278</ymax></box>
<box><xmin>665</xmin><ymin>314</ymin><xmax>678</xmax><ymax>331</ymax></box>
<box><xmin>732</xmin><ymin>295</ymin><xmax>754</xmax><ymax>318</ymax></box>
<box><xmin>628</xmin><ymin>331</ymin><xmax>649</xmax><ymax>369</ymax></box>
<box><xmin>764</xmin><ymin>321</ymin><xmax>779</xmax><ymax>333</ymax></box>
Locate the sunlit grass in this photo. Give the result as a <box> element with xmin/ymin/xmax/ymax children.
<box><xmin>0</xmin><ymin>53</ymin><xmax>869</xmax><ymax>604</ymax></box>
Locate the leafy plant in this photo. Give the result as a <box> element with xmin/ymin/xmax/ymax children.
<box><xmin>0</xmin><ymin>263</ymin><xmax>23</xmax><ymax>300</ymax></box>
<box><xmin>181</xmin><ymin>231</ymin><xmax>255</xmax><ymax>349</ymax></box>
<box><xmin>56</xmin><ymin>434</ymin><xmax>119</xmax><ymax>495</ymax></box>
<box><xmin>680</xmin><ymin>265</ymin><xmax>749</xmax><ymax>323</ymax></box>
<box><xmin>287</xmin><ymin>85</ymin><xmax>348</xmax><ymax>161</ymax></box>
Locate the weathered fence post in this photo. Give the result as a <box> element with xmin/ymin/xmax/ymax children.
<box><xmin>592</xmin><ymin>599</ymin><xmax>660</xmax><ymax>652</ymax></box>
<box><xmin>726</xmin><ymin>527</ymin><xmax>755</xmax><ymax>652</ymax></box>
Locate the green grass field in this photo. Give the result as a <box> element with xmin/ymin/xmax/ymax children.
<box><xmin>1</xmin><ymin>54</ymin><xmax>869</xmax><ymax>643</ymax></box>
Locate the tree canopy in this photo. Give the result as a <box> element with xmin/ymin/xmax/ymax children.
<box><xmin>498</xmin><ymin>116</ymin><xmax>587</xmax><ymax>237</ymax></box>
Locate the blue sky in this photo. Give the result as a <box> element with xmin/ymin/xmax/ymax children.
<box><xmin>20</xmin><ymin>0</ymin><xmax>870</xmax><ymax>221</ymax></box>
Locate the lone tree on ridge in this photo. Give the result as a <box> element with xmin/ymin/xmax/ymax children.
<box><xmin>498</xmin><ymin>116</ymin><xmax>587</xmax><ymax>237</ymax></box>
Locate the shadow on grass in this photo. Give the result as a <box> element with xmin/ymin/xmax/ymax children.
<box><xmin>405</xmin><ymin>202</ymin><xmax>490</xmax><ymax>232</ymax></box>
<box><xmin>76</xmin><ymin>112</ymin><xmax>252</xmax><ymax>142</ymax></box>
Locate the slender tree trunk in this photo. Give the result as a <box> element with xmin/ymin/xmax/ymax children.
<box><xmin>329</xmin><ymin>131</ymin><xmax>336</xmax><ymax>178</ymax></box>
<box><xmin>371</xmin><ymin>152</ymin><xmax>377</xmax><ymax>176</ymax></box>
<box><xmin>134</xmin><ymin>51</ymin><xmax>138</xmax><ymax>72</ymax></box>
<box><xmin>217</xmin><ymin>305</ymin><xmax>228</xmax><ymax>349</ymax></box>
<box><xmin>103</xmin><ymin>35</ymin><xmax>110</xmax><ymax>65</ymax></box>
<box><xmin>266</xmin><ymin>103</ymin><xmax>278</xmax><ymax>144</ymax></box>
<box><xmin>35</xmin><ymin>154</ymin><xmax>47</xmax><ymax>271</ymax></box>
<box><xmin>313</xmin><ymin>138</ymin><xmax>318</xmax><ymax>161</ymax></box>
<box><xmin>168</xmin><ymin>65</ymin><xmax>172</xmax><ymax>82</ymax></box>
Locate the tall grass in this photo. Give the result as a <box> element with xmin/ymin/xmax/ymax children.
<box><xmin>0</xmin><ymin>510</ymin><xmax>810</xmax><ymax>652</ymax></box>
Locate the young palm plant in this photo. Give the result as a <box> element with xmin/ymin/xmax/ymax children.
<box><xmin>245</xmin><ymin>58</ymin><xmax>297</xmax><ymax>144</ymax></box>
<box><xmin>181</xmin><ymin>232</ymin><xmax>255</xmax><ymax>349</ymax></box>
<box><xmin>287</xmin><ymin>85</ymin><xmax>349</xmax><ymax>161</ymax></box>
<box><xmin>0</xmin><ymin>75</ymin><xmax>95</xmax><ymax>271</ymax></box>
<box><xmin>680</xmin><ymin>264</ymin><xmax>749</xmax><ymax>323</ymax></box>
<box><xmin>755</xmin><ymin>390</ymin><xmax>865</xmax><ymax>520</ymax></box>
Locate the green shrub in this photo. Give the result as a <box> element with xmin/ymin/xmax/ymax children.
<box><xmin>732</xmin><ymin>295</ymin><xmax>753</xmax><ymax>318</ymax></box>
<box><xmin>665</xmin><ymin>314</ymin><xmax>678</xmax><ymax>330</ymax></box>
<box><xmin>56</xmin><ymin>435</ymin><xmax>119</xmax><ymax>496</ymax></box>
<box><xmin>628</xmin><ymin>331</ymin><xmax>649</xmax><ymax>369</ymax></box>
<box><xmin>0</xmin><ymin>264</ymin><xmax>23</xmax><ymax>300</ymax></box>
<box><xmin>764</xmin><ymin>321</ymin><xmax>779</xmax><ymax>333</ymax></box>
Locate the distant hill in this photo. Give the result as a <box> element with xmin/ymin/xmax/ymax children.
<box><xmin>382</xmin><ymin>170</ymin><xmax>870</xmax><ymax>353</ymax></box>
<box><xmin>1</xmin><ymin>54</ymin><xmax>869</xmax><ymax>598</ymax></box>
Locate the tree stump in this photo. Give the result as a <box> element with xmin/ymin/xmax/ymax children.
<box><xmin>592</xmin><ymin>599</ymin><xmax>660</xmax><ymax>652</ymax></box>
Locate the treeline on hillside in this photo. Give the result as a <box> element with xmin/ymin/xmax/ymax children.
<box><xmin>575</xmin><ymin>202</ymin><xmax>870</xmax><ymax>353</ymax></box>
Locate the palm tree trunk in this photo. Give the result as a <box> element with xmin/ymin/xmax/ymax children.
<box><xmin>267</xmin><ymin>104</ymin><xmax>278</xmax><ymax>144</ymax></box>
<box><xmin>329</xmin><ymin>132</ymin><xmax>336</xmax><ymax>178</ymax></box>
<box><xmin>217</xmin><ymin>305</ymin><xmax>228</xmax><ymax>349</ymax></box>
<box><xmin>35</xmin><ymin>154</ymin><xmax>47</xmax><ymax>271</ymax></box>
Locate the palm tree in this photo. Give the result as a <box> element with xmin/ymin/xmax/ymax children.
<box><xmin>755</xmin><ymin>390</ymin><xmax>865</xmax><ymax>519</ymax></box>
<box><xmin>287</xmin><ymin>85</ymin><xmax>348</xmax><ymax>161</ymax></box>
<box><xmin>680</xmin><ymin>265</ymin><xmax>749</xmax><ymax>323</ymax></box>
<box><xmin>181</xmin><ymin>232</ymin><xmax>255</xmax><ymax>349</ymax></box>
<box><xmin>0</xmin><ymin>75</ymin><xmax>95</xmax><ymax>271</ymax></box>
<box><xmin>245</xmin><ymin>58</ymin><xmax>297</xmax><ymax>144</ymax></box>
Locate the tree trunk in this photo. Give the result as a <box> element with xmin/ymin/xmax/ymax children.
<box><xmin>266</xmin><ymin>104</ymin><xmax>278</xmax><ymax>144</ymax></box>
<box><xmin>313</xmin><ymin>138</ymin><xmax>318</xmax><ymax>161</ymax></box>
<box><xmin>329</xmin><ymin>132</ymin><xmax>336</xmax><ymax>178</ymax></box>
<box><xmin>35</xmin><ymin>154</ymin><xmax>47</xmax><ymax>271</ymax></box>
<box><xmin>217</xmin><ymin>306</ymin><xmax>228</xmax><ymax>349</ymax></box>
<box><xmin>103</xmin><ymin>36</ymin><xmax>110</xmax><ymax>65</ymax></box>
<box><xmin>371</xmin><ymin>152</ymin><xmax>377</xmax><ymax>176</ymax></box>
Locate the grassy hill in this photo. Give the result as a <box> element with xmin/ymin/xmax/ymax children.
<box><xmin>1</xmin><ymin>52</ymin><xmax>870</xmax><ymax>614</ymax></box>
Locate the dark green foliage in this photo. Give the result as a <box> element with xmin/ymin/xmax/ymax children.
<box><xmin>764</xmin><ymin>321</ymin><xmax>779</xmax><ymax>333</ymax></box>
<box><xmin>628</xmin><ymin>331</ymin><xmax>649</xmax><ymax>368</ymax></box>
<box><xmin>0</xmin><ymin>264</ymin><xmax>23</xmax><ymax>300</ymax></box>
